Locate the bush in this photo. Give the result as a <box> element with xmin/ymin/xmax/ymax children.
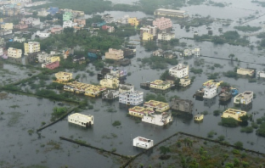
<box><xmin>234</xmin><ymin>141</ymin><xmax>243</xmax><ymax>149</ymax></box>
<box><xmin>112</xmin><ymin>120</ymin><xmax>121</xmax><ymax>126</ymax></box>
<box><xmin>220</xmin><ymin>118</ymin><xmax>238</xmax><ymax>127</ymax></box>
<box><xmin>223</xmin><ymin>71</ymin><xmax>237</xmax><ymax>78</ymax></box>
<box><xmin>240</xmin><ymin>126</ymin><xmax>253</xmax><ymax>133</ymax></box>
<box><xmin>213</xmin><ymin>110</ymin><xmax>220</xmax><ymax>116</ymax></box>
<box><xmin>145</xmin><ymin>93</ymin><xmax>167</xmax><ymax>102</ymax></box>
<box><xmin>190</xmin><ymin>68</ymin><xmax>203</xmax><ymax>74</ymax></box>
<box><xmin>256</xmin><ymin>122</ymin><xmax>265</xmax><ymax>137</ymax></box>
<box><xmin>51</xmin><ymin>107</ymin><xmax>68</xmax><ymax>121</ymax></box>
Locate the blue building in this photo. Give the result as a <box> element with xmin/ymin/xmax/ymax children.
<box><xmin>47</xmin><ymin>7</ymin><xmax>59</xmax><ymax>15</ymax></box>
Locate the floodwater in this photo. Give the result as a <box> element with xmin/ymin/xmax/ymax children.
<box><xmin>2</xmin><ymin>0</ymin><xmax>265</xmax><ymax>167</ymax></box>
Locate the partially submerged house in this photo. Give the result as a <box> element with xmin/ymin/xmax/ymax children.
<box><xmin>237</xmin><ymin>68</ymin><xmax>254</xmax><ymax>77</ymax></box>
<box><xmin>221</xmin><ymin>108</ymin><xmax>247</xmax><ymax>121</ymax></box>
<box><xmin>119</xmin><ymin>91</ymin><xmax>144</xmax><ymax>106</ymax></box>
<box><xmin>170</xmin><ymin>99</ymin><xmax>193</xmax><ymax>113</ymax></box>
<box><xmin>54</xmin><ymin>72</ymin><xmax>73</xmax><ymax>83</ymax></box>
<box><xmin>129</xmin><ymin>106</ymin><xmax>154</xmax><ymax>118</ymax></box>
<box><xmin>102</xmin><ymin>90</ymin><xmax>119</xmax><ymax>100</ymax></box>
<box><xmin>143</xmin><ymin>100</ymin><xmax>169</xmax><ymax>112</ymax></box>
<box><xmin>234</xmin><ymin>91</ymin><xmax>253</xmax><ymax>105</ymax></box>
<box><xmin>142</xmin><ymin>112</ymin><xmax>173</xmax><ymax>126</ymax></box>
<box><xmin>133</xmin><ymin>136</ymin><xmax>154</xmax><ymax>149</ymax></box>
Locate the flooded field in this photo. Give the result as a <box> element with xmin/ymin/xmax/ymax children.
<box><xmin>2</xmin><ymin>0</ymin><xmax>265</xmax><ymax>167</ymax></box>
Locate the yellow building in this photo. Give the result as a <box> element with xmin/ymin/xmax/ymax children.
<box><xmin>128</xmin><ymin>17</ymin><xmax>139</xmax><ymax>26</ymax></box>
<box><xmin>24</xmin><ymin>41</ymin><xmax>40</xmax><ymax>56</ymax></box>
<box><xmin>143</xmin><ymin>100</ymin><xmax>169</xmax><ymax>112</ymax></box>
<box><xmin>180</xmin><ymin>78</ymin><xmax>191</xmax><ymax>87</ymax></box>
<box><xmin>47</xmin><ymin>56</ymin><xmax>60</xmax><ymax>63</ymax></box>
<box><xmin>237</xmin><ymin>68</ymin><xmax>254</xmax><ymax>77</ymax></box>
<box><xmin>85</xmin><ymin>85</ymin><xmax>106</xmax><ymax>97</ymax></box>
<box><xmin>1</xmin><ymin>23</ymin><xmax>13</xmax><ymax>30</ymax></box>
<box><xmin>63</xmin><ymin>81</ymin><xmax>106</xmax><ymax>96</ymax></box>
<box><xmin>0</xmin><ymin>18</ymin><xmax>3</xmax><ymax>23</ymax></box>
<box><xmin>203</xmin><ymin>80</ymin><xmax>223</xmax><ymax>88</ymax></box>
<box><xmin>221</xmin><ymin>108</ymin><xmax>247</xmax><ymax>121</ymax></box>
<box><xmin>7</xmin><ymin>47</ymin><xmax>22</xmax><ymax>58</ymax></box>
<box><xmin>100</xmin><ymin>78</ymin><xmax>119</xmax><ymax>89</ymax></box>
<box><xmin>129</xmin><ymin>106</ymin><xmax>154</xmax><ymax>118</ymax></box>
<box><xmin>150</xmin><ymin>80</ymin><xmax>171</xmax><ymax>90</ymax></box>
<box><xmin>194</xmin><ymin>114</ymin><xmax>204</xmax><ymax>122</ymax></box>
<box><xmin>142</xmin><ymin>32</ymin><xmax>153</xmax><ymax>41</ymax></box>
<box><xmin>55</xmin><ymin>72</ymin><xmax>73</xmax><ymax>83</ymax></box>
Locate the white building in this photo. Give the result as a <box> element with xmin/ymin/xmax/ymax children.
<box><xmin>203</xmin><ymin>85</ymin><xmax>217</xmax><ymax>99</ymax></box>
<box><xmin>36</xmin><ymin>31</ymin><xmax>50</xmax><ymax>38</ymax></box>
<box><xmin>142</xmin><ymin>112</ymin><xmax>173</xmax><ymax>126</ymax></box>
<box><xmin>234</xmin><ymin>91</ymin><xmax>253</xmax><ymax>105</ymax></box>
<box><xmin>133</xmin><ymin>136</ymin><xmax>154</xmax><ymax>149</ymax></box>
<box><xmin>14</xmin><ymin>36</ymin><xmax>26</xmax><ymax>43</ymax></box>
<box><xmin>0</xmin><ymin>30</ymin><xmax>12</xmax><ymax>36</ymax></box>
<box><xmin>140</xmin><ymin>26</ymin><xmax>157</xmax><ymax>38</ymax></box>
<box><xmin>102</xmin><ymin>90</ymin><xmax>119</xmax><ymax>100</ymax></box>
<box><xmin>68</xmin><ymin>113</ymin><xmax>94</xmax><ymax>127</ymax></box>
<box><xmin>257</xmin><ymin>71</ymin><xmax>265</xmax><ymax>78</ymax></box>
<box><xmin>169</xmin><ymin>63</ymin><xmax>189</xmax><ymax>78</ymax></box>
<box><xmin>119</xmin><ymin>91</ymin><xmax>143</xmax><ymax>106</ymax></box>
<box><xmin>63</xmin><ymin>21</ymin><xmax>77</xmax><ymax>28</ymax></box>
<box><xmin>38</xmin><ymin>9</ymin><xmax>49</xmax><ymax>17</ymax></box>
<box><xmin>32</xmin><ymin>18</ymin><xmax>40</xmax><ymax>26</ymax></box>
<box><xmin>116</xmin><ymin>15</ymin><xmax>129</xmax><ymax>24</ymax></box>
<box><xmin>158</xmin><ymin>32</ymin><xmax>175</xmax><ymax>41</ymax></box>
<box><xmin>7</xmin><ymin>47</ymin><xmax>22</xmax><ymax>58</ymax></box>
<box><xmin>37</xmin><ymin>52</ymin><xmax>50</xmax><ymax>63</ymax></box>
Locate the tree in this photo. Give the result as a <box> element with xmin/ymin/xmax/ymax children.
<box><xmin>234</xmin><ymin>141</ymin><xmax>243</xmax><ymax>149</ymax></box>
<box><xmin>159</xmin><ymin>146</ymin><xmax>170</xmax><ymax>156</ymax></box>
<box><xmin>228</xmin><ymin>54</ymin><xmax>235</xmax><ymax>62</ymax></box>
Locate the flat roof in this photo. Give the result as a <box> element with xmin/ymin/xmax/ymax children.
<box><xmin>156</xmin><ymin>8</ymin><xmax>186</xmax><ymax>13</ymax></box>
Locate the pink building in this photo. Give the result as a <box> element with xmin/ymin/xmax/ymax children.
<box><xmin>14</xmin><ymin>24</ymin><xmax>28</xmax><ymax>30</ymax></box>
<box><xmin>152</xmin><ymin>17</ymin><xmax>172</xmax><ymax>30</ymax></box>
<box><xmin>50</xmin><ymin>27</ymin><xmax>63</xmax><ymax>34</ymax></box>
<box><xmin>46</xmin><ymin>61</ymin><xmax>60</xmax><ymax>69</ymax></box>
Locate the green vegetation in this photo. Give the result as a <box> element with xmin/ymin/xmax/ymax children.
<box><xmin>213</xmin><ymin>110</ymin><xmax>221</xmax><ymax>116</ymax></box>
<box><xmin>241</xmin><ymin>126</ymin><xmax>253</xmax><ymax>133</ymax></box>
<box><xmin>223</xmin><ymin>71</ymin><xmax>237</xmax><ymax>78</ymax></box>
<box><xmin>195</xmin><ymin>31</ymin><xmax>249</xmax><ymax>46</ymax></box>
<box><xmin>208</xmin><ymin>1</ymin><xmax>226</xmax><ymax>7</ymax></box>
<box><xmin>187</xmin><ymin>0</ymin><xmax>205</xmax><ymax>5</ymax></box>
<box><xmin>234</xmin><ymin>141</ymin><xmax>243</xmax><ymax>149</ymax></box>
<box><xmin>112</xmin><ymin>120</ymin><xmax>121</xmax><ymax>126</ymax></box>
<box><xmin>140</xmin><ymin>56</ymin><xmax>178</xmax><ymax>69</ymax></box>
<box><xmin>39</xmin><ymin>28</ymin><xmax>123</xmax><ymax>53</ymax></box>
<box><xmin>207</xmin><ymin>73</ymin><xmax>219</xmax><ymax>79</ymax></box>
<box><xmin>234</xmin><ymin>25</ymin><xmax>261</xmax><ymax>32</ymax></box>
<box><xmin>220</xmin><ymin>118</ymin><xmax>238</xmax><ymax>127</ymax></box>
<box><xmin>257</xmin><ymin>122</ymin><xmax>265</xmax><ymax>137</ymax></box>
<box><xmin>190</xmin><ymin>68</ymin><xmax>203</xmax><ymax>74</ymax></box>
<box><xmin>143</xmin><ymin>41</ymin><xmax>158</xmax><ymax>51</ymax></box>
<box><xmin>51</xmin><ymin>107</ymin><xmax>68</xmax><ymax>121</ymax></box>
<box><xmin>145</xmin><ymin>93</ymin><xmax>167</xmax><ymax>102</ymax></box>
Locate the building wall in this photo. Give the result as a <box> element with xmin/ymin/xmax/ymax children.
<box><xmin>105</xmin><ymin>48</ymin><xmax>124</xmax><ymax>60</ymax></box>
<box><xmin>24</xmin><ymin>42</ymin><xmax>40</xmax><ymax>55</ymax></box>
<box><xmin>128</xmin><ymin>18</ymin><xmax>139</xmax><ymax>26</ymax></box>
<box><xmin>1</xmin><ymin>23</ymin><xmax>13</xmax><ymax>30</ymax></box>
<box><xmin>7</xmin><ymin>47</ymin><xmax>22</xmax><ymax>58</ymax></box>
<box><xmin>142</xmin><ymin>32</ymin><xmax>153</xmax><ymax>41</ymax></box>
<box><xmin>169</xmin><ymin>64</ymin><xmax>189</xmax><ymax>78</ymax></box>
<box><xmin>153</xmin><ymin>17</ymin><xmax>172</xmax><ymax>30</ymax></box>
